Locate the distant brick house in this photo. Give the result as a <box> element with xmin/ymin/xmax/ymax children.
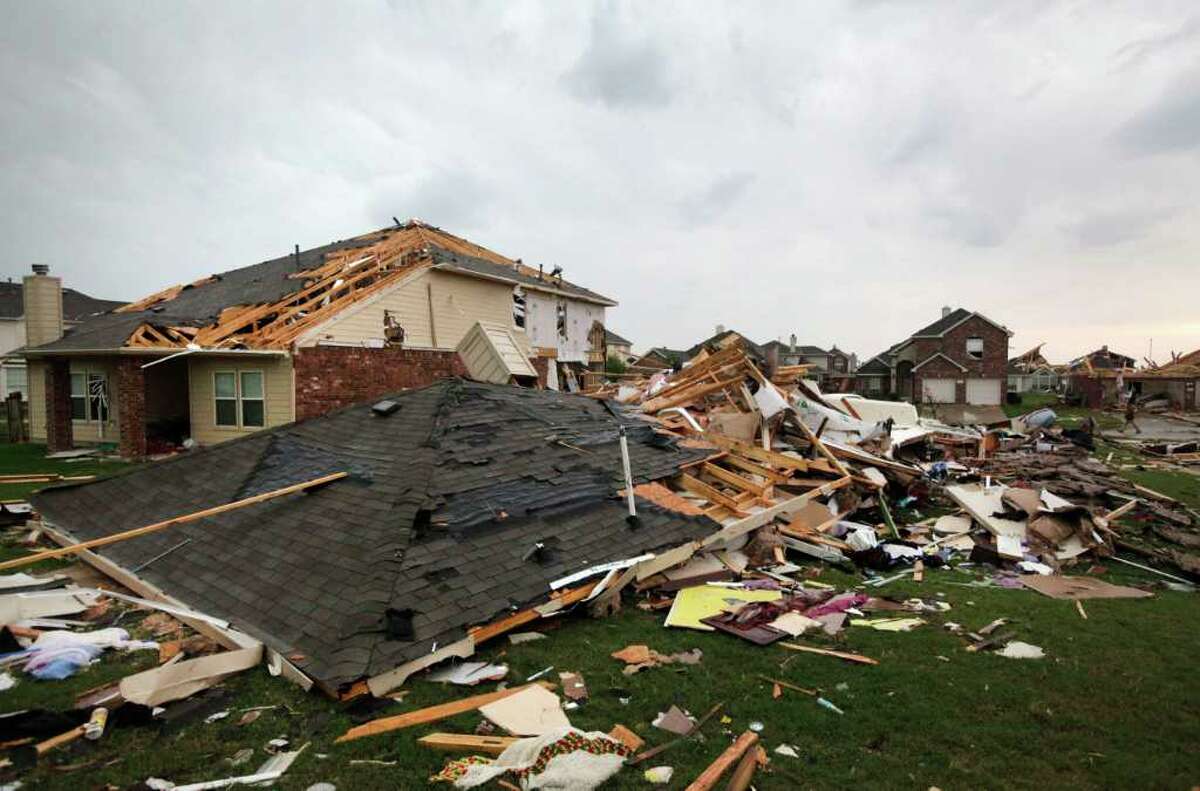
<box><xmin>858</xmin><ymin>307</ymin><xmax>1012</xmax><ymax>405</ymax></box>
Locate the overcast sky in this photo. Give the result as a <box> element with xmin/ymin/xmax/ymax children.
<box><xmin>2</xmin><ymin>1</ymin><xmax>1198</xmax><ymax>363</ymax></box>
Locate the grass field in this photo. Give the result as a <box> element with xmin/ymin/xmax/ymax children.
<box><xmin>3</xmin><ymin>421</ymin><xmax>1199</xmax><ymax>790</ymax></box>
<box><xmin>0</xmin><ymin>443</ymin><xmax>134</xmax><ymax>502</ymax></box>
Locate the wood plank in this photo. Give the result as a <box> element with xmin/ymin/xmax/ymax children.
<box><xmin>0</xmin><ymin>472</ymin><xmax>348</xmax><ymax>571</ymax></box>
<box><xmin>720</xmin><ymin>454</ymin><xmax>791</xmax><ymax>484</ymax></box>
<box><xmin>642</xmin><ymin>376</ymin><xmax>746</xmax><ymax>413</ymax></box>
<box><xmin>701</xmin><ymin>476</ymin><xmax>853</xmax><ymax>548</ymax></box>
<box><xmin>702</xmin><ymin>463</ymin><xmax>767</xmax><ymax>498</ymax></box>
<box><xmin>779</xmin><ymin>642</ymin><xmax>878</xmax><ymax>665</ymax></box>
<box><xmin>724</xmin><ymin>745</ymin><xmax>759</xmax><ymax>791</ymax></box>
<box><xmin>684</xmin><ymin>730</ymin><xmax>759</xmax><ymax>791</ymax></box>
<box><xmin>468</xmin><ymin>583</ymin><xmax>597</xmax><ymax>644</ymax></box>
<box><xmin>336</xmin><ymin>683</ymin><xmax>552</xmax><ymax>742</ymax></box>
<box><xmin>705</xmin><ymin>434</ymin><xmax>810</xmax><ymax>472</ymax></box>
<box><xmin>677</xmin><ymin>473</ymin><xmax>748</xmax><ymax>515</ymax></box>
<box><xmin>416</xmin><ymin>733</ymin><xmax>520</xmax><ymax>756</ymax></box>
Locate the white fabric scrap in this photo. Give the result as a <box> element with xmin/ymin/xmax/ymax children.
<box><xmin>454</xmin><ymin>728</ymin><xmax>626</xmax><ymax>790</ymax></box>
<box><xmin>997</xmin><ymin>641</ymin><xmax>1045</xmax><ymax>659</ymax></box>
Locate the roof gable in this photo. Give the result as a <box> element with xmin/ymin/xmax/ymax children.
<box><xmin>911</xmin><ymin>308</ymin><xmax>1011</xmax><ymax>339</ymax></box>
<box><xmin>913</xmin><ymin>351</ymin><xmax>968</xmax><ymax>372</ymax></box>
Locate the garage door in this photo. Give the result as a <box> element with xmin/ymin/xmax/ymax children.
<box><xmin>922</xmin><ymin>378</ymin><xmax>956</xmax><ymax>403</ymax></box>
<box><xmin>966</xmin><ymin>378</ymin><xmax>1002</xmax><ymax>405</ymax></box>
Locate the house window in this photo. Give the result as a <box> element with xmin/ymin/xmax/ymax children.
<box><xmin>5</xmin><ymin>367</ymin><xmax>26</xmax><ymax>398</ymax></box>
<box><xmin>556</xmin><ymin>301</ymin><xmax>567</xmax><ymax>339</ymax></box>
<box><xmin>866</xmin><ymin>377</ymin><xmax>882</xmax><ymax>393</ymax></box>
<box><xmin>214</xmin><ymin>372</ymin><xmax>238</xmax><ymax>427</ymax></box>
<box><xmin>512</xmin><ymin>287</ymin><xmax>526</xmax><ymax>329</ymax></box>
<box><xmin>69</xmin><ymin>373</ymin><xmax>87</xmax><ymax>420</ymax></box>
<box><xmin>966</xmin><ymin>337</ymin><xmax>984</xmax><ymax>360</ymax></box>
<box><xmin>240</xmin><ymin>372</ymin><xmax>265</xmax><ymax>427</ymax></box>
<box><xmin>68</xmin><ymin>370</ymin><xmax>109</xmax><ymax>422</ymax></box>
<box><xmin>214</xmin><ymin>370</ymin><xmax>266</xmax><ymax>428</ymax></box>
<box><xmin>87</xmin><ymin>373</ymin><xmax>110</xmax><ymax>422</ymax></box>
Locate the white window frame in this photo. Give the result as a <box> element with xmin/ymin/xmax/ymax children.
<box><xmin>69</xmin><ymin>369</ymin><xmax>111</xmax><ymax>423</ymax></box>
<box><xmin>213</xmin><ymin>369</ymin><xmax>266</xmax><ymax>430</ymax></box>
<box><xmin>966</xmin><ymin>336</ymin><xmax>984</xmax><ymax>360</ymax></box>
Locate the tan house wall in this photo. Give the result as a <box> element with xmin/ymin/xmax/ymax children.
<box><xmin>28</xmin><ymin>357</ymin><xmax>121</xmax><ymax>444</ymax></box>
<box><xmin>300</xmin><ymin>268</ymin><xmax>523</xmax><ymax>351</ymax></box>
<box><xmin>187</xmin><ymin>355</ymin><xmax>294</xmax><ymax>446</ymax></box>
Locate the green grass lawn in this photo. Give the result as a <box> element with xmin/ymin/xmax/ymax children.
<box><xmin>0</xmin><ymin>443</ymin><xmax>135</xmax><ymax>502</ymax></box>
<box><xmin>3</xmin><ymin>425</ymin><xmax>1199</xmax><ymax>789</ymax></box>
<box><xmin>7</xmin><ymin>567</ymin><xmax>1197</xmax><ymax>790</ymax></box>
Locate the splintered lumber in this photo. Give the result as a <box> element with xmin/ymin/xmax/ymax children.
<box><xmin>677</xmin><ymin>473</ymin><xmax>748</xmax><ymax>516</ymax></box>
<box><xmin>702</xmin><ymin>463</ymin><xmax>767</xmax><ymax>497</ymax></box>
<box><xmin>0</xmin><ymin>472</ymin><xmax>348</xmax><ymax>571</ymax></box>
<box><xmin>685</xmin><ymin>730</ymin><xmax>759</xmax><ymax>791</ymax></box>
<box><xmin>706</xmin><ymin>434</ymin><xmax>811</xmax><ymax>472</ymax></box>
<box><xmin>724</xmin><ymin>745</ymin><xmax>760</xmax><ymax>791</ymax></box>
<box><xmin>779</xmin><ymin>643</ymin><xmax>878</xmax><ymax>665</ymax></box>
<box><xmin>417</xmin><ymin>733</ymin><xmax>520</xmax><ymax>756</ymax></box>
<box><xmin>468</xmin><ymin>582</ymin><xmax>598</xmax><ymax>644</ymax></box>
<box><xmin>336</xmin><ymin>682</ymin><xmax>552</xmax><ymax>742</ymax></box>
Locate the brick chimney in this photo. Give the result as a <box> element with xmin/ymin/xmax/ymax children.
<box><xmin>23</xmin><ymin>264</ymin><xmax>63</xmax><ymax>348</ymax></box>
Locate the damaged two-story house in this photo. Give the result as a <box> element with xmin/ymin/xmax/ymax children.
<box><xmin>21</xmin><ymin>220</ymin><xmax>616</xmax><ymax>457</ymax></box>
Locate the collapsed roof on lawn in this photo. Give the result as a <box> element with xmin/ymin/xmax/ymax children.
<box><xmin>31</xmin><ymin>379</ymin><xmax>714</xmax><ymax>694</ymax></box>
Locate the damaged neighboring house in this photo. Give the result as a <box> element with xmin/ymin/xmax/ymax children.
<box><xmin>1064</xmin><ymin>345</ymin><xmax>1137</xmax><ymax>408</ymax></box>
<box><xmin>1007</xmin><ymin>343</ymin><xmax>1060</xmax><ymax>395</ymax></box>
<box><xmin>604</xmin><ymin>328</ymin><xmax>634</xmax><ymax>363</ymax></box>
<box><xmin>0</xmin><ymin>266</ymin><xmax>124</xmax><ymax>400</ymax></box>
<box><xmin>21</xmin><ymin>220</ymin><xmax>616</xmax><ymax>457</ymax></box>
<box><xmin>762</xmin><ymin>337</ymin><xmax>856</xmax><ymax>391</ymax></box>
<box><xmin>1127</xmin><ymin>347</ymin><xmax>1200</xmax><ymax>411</ymax></box>
<box><xmin>31</xmin><ymin>379</ymin><xmax>718</xmax><ymax>697</ymax></box>
<box><xmin>879</xmin><ymin>307</ymin><xmax>1012</xmax><ymax>406</ymax></box>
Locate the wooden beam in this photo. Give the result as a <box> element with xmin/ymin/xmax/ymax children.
<box><xmin>0</xmin><ymin>472</ymin><xmax>348</xmax><ymax>571</ymax></box>
<box><xmin>720</xmin><ymin>453</ymin><xmax>791</xmax><ymax>485</ymax></box>
<box><xmin>335</xmin><ymin>682</ymin><xmax>552</xmax><ymax>742</ymax></box>
<box><xmin>417</xmin><ymin>733</ymin><xmax>520</xmax><ymax>756</ymax></box>
<box><xmin>677</xmin><ymin>473</ymin><xmax>748</xmax><ymax>516</ymax></box>
<box><xmin>468</xmin><ymin>582</ymin><xmax>597</xmax><ymax>645</ymax></box>
<box><xmin>779</xmin><ymin>642</ymin><xmax>878</xmax><ymax>665</ymax></box>
<box><xmin>700</xmin><ymin>476</ymin><xmax>853</xmax><ymax>548</ymax></box>
<box><xmin>684</xmin><ymin>730</ymin><xmax>759</xmax><ymax>791</ymax></box>
<box><xmin>702</xmin><ymin>463</ymin><xmax>767</xmax><ymax>498</ymax></box>
<box><xmin>704</xmin><ymin>433</ymin><xmax>811</xmax><ymax>472</ymax></box>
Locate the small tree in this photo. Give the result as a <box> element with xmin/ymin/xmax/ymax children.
<box><xmin>606</xmin><ymin>354</ymin><xmax>628</xmax><ymax>375</ymax></box>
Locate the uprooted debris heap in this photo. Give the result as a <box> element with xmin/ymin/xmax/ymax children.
<box><xmin>2</xmin><ymin>343</ymin><xmax>1196</xmax><ymax>788</ymax></box>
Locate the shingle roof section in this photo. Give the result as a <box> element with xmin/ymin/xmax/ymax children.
<box><xmin>0</xmin><ymin>281</ymin><xmax>125</xmax><ymax>322</ymax></box>
<box><xmin>604</xmin><ymin>328</ymin><xmax>632</xmax><ymax>345</ymax></box>
<box><xmin>33</xmin><ymin>380</ymin><xmax>715</xmax><ymax>692</ymax></box>
<box><xmin>27</xmin><ymin>220</ymin><xmax>615</xmax><ymax>353</ymax></box>
<box><xmin>911</xmin><ymin>308</ymin><xmax>972</xmax><ymax>337</ymax></box>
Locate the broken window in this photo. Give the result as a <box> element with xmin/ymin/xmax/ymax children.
<box><xmin>512</xmin><ymin>287</ymin><xmax>526</xmax><ymax>329</ymax></box>
<box><xmin>87</xmin><ymin>373</ymin><xmax>109</xmax><ymax>422</ymax></box>
<box><xmin>383</xmin><ymin>310</ymin><xmax>405</xmax><ymax>346</ymax></box>
<box><xmin>966</xmin><ymin>336</ymin><xmax>984</xmax><ymax>360</ymax></box>
<box><xmin>556</xmin><ymin>301</ymin><xmax>567</xmax><ymax>339</ymax></box>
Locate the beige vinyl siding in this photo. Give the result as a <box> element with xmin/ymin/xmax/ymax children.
<box><xmin>301</xmin><ymin>269</ymin><xmax>525</xmax><ymax>351</ymax></box>
<box><xmin>27</xmin><ymin>357</ymin><xmax>120</xmax><ymax>445</ymax></box>
<box><xmin>188</xmin><ymin>355</ymin><xmax>294</xmax><ymax>445</ymax></box>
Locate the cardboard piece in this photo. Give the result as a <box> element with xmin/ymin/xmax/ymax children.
<box><xmin>1018</xmin><ymin>575</ymin><xmax>1153</xmax><ymax>600</ymax></box>
<box><xmin>652</xmin><ymin>705</ymin><xmax>696</xmax><ymax>736</ymax></box>
<box><xmin>766</xmin><ymin>612</ymin><xmax>822</xmax><ymax>637</ymax></box>
<box><xmin>664</xmin><ymin>585</ymin><xmax>782</xmax><ymax>631</ymax></box>
<box><xmin>479</xmin><ymin>684</ymin><xmax>571</xmax><ymax>736</ymax></box>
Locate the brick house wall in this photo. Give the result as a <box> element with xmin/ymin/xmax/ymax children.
<box><xmin>293</xmin><ymin>346</ymin><xmax>468</xmax><ymax>421</ymax></box>
<box><xmin>45</xmin><ymin>359</ymin><xmax>72</xmax><ymax>453</ymax></box>
<box><xmin>911</xmin><ymin>316</ymin><xmax>1008</xmax><ymax>404</ymax></box>
<box><xmin>115</xmin><ymin>358</ymin><xmax>148</xmax><ymax>458</ymax></box>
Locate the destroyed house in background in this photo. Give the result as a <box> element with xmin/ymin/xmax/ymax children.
<box><xmin>20</xmin><ymin>220</ymin><xmax>616</xmax><ymax>458</ymax></box>
<box><xmin>1007</xmin><ymin>343</ymin><xmax>1060</xmax><ymax>396</ymax></box>
<box><xmin>762</xmin><ymin>338</ymin><xmax>856</xmax><ymax>392</ymax></box>
<box><xmin>875</xmin><ymin>307</ymin><xmax>1012</xmax><ymax>406</ymax></box>
<box><xmin>31</xmin><ymin>379</ymin><xmax>718</xmax><ymax>695</ymax></box>
<box><xmin>628</xmin><ymin>346</ymin><xmax>686</xmax><ymax>374</ymax></box>
<box><xmin>1128</xmin><ymin>347</ymin><xmax>1200</xmax><ymax>411</ymax></box>
<box><xmin>682</xmin><ymin>327</ymin><xmax>767</xmax><ymax>367</ymax></box>
<box><xmin>603</xmin><ymin>328</ymin><xmax>634</xmax><ymax>363</ymax></box>
<box><xmin>1064</xmin><ymin>345</ymin><xmax>1138</xmax><ymax>408</ymax></box>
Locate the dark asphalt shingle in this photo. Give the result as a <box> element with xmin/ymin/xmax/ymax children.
<box><xmin>33</xmin><ymin>380</ymin><xmax>715</xmax><ymax>692</ymax></box>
